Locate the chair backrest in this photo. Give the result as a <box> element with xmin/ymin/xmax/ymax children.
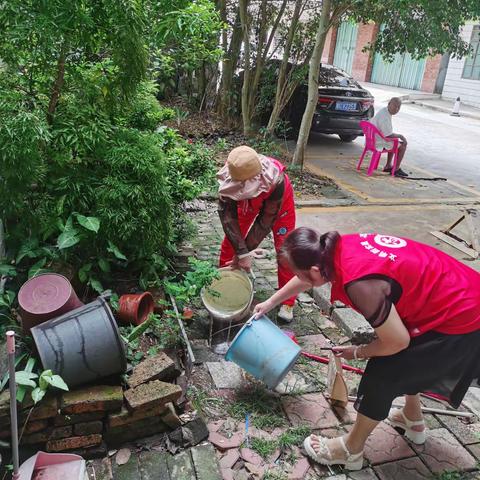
<box><xmin>360</xmin><ymin>121</ymin><xmax>385</xmax><ymax>151</ymax></box>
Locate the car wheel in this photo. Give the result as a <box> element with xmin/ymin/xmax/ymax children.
<box><xmin>339</xmin><ymin>134</ymin><xmax>358</xmax><ymax>142</ymax></box>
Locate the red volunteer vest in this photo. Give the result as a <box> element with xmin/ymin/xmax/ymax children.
<box><xmin>331</xmin><ymin>233</ymin><xmax>480</xmax><ymax>337</ymax></box>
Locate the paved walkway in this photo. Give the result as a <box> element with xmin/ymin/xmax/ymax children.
<box><xmin>178</xmin><ymin>202</ymin><xmax>480</xmax><ymax>480</ymax></box>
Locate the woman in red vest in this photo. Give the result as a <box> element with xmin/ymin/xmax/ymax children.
<box><xmin>217</xmin><ymin>146</ymin><xmax>296</xmax><ymax>322</ymax></box>
<box><xmin>254</xmin><ymin>227</ymin><xmax>480</xmax><ymax>471</ymax></box>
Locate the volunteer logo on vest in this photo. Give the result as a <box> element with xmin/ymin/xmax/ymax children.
<box><xmin>374</xmin><ymin>235</ymin><xmax>407</xmax><ymax>249</ymax></box>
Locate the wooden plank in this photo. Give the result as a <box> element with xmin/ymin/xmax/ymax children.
<box><xmin>444</xmin><ymin>214</ymin><xmax>465</xmax><ymax>234</ymax></box>
<box><xmin>465</xmin><ymin>209</ymin><xmax>480</xmax><ymax>252</ymax></box>
<box><xmin>430</xmin><ymin>231</ymin><xmax>479</xmax><ymax>259</ymax></box>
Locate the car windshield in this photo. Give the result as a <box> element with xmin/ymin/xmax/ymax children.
<box><xmin>318</xmin><ymin>66</ymin><xmax>360</xmax><ymax>87</ymax></box>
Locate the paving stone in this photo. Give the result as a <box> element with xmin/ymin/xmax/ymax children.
<box><xmin>347</xmin><ymin>468</ymin><xmax>378</xmax><ymax>480</ymax></box>
<box><xmin>438</xmin><ymin>416</ymin><xmax>480</xmax><ymax>444</ymax></box>
<box><xmin>240</xmin><ymin>448</ymin><xmax>263</xmax><ymax>466</ymax></box>
<box><xmin>313</xmin><ymin>283</ymin><xmax>333</xmax><ymax>314</ymax></box>
<box><xmin>220</xmin><ymin>468</ymin><xmax>234</xmax><ymax>480</ymax></box>
<box><xmin>208</xmin><ymin>420</ymin><xmax>225</xmax><ymax>434</ymax></box>
<box><xmin>191</xmin><ymin>443</ymin><xmax>223</xmax><ymax>480</ymax></box>
<box><xmin>206</xmin><ymin>361</ymin><xmax>244</xmax><ymax>389</ymax></box>
<box><xmin>166</xmin><ymin>450</ymin><xmax>196</xmax><ymax>479</ymax></box>
<box><xmin>50</xmin><ymin>425</ymin><xmax>73</xmax><ymax>440</ymax></box>
<box><xmin>86</xmin><ymin>458</ymin><xmax>114</xmax><ymax>480</ymax></box>
<box><xmin>74</xmin><ymin>420</ymin><xmax>103</xmax><ymax>436</ymax></box>
<box><xmin>54</xmin><ymin>411</ymin><xmax>105</xmax><ymax>426</ymax></box>
<box><xmin>127</xmin><ymin>352</ymin><xmax>177</xmax><ymax>388</ymax></box>
<box><xmin>61</xmin><ymin>385</ymin><xmax>123</xmax><ymax>414</ymax></box>
<box><xmin>363</xmin><ymin>423</ymin><xmax>415</xmax><ymax>465</ymax></box>
<box><xmin>124</xmin><ymin>380</ymin><xmax>182</xmax><ymax>411</ymax></box>
<box><xmin>112</xmin><ymin>451</ymin><xmax>140</xmax><ymax>480</ymax></box>
<box><xmin>209</xmin><ymin>431</ymin><xmax>244</xmax><ymax>450</ymax></box>
<box><xmin>275</xmin><ymin>370</ymin><xmax>317</xmax><ymax>395</ymax></box>
<box><xmin>220</xmin><ymin>449</ymin><xmax>240</xmax><ymax>469</ymax></box>
<box><xmin>298</xmin><ymin>292</ymin><xmax>314</xmax><ymax>304</ymax></box>
<box><xmin>332</xmin><ymin>402</ymin><xmax>357</xmax><ymax>424</ymax></box>
<box><xmin>331</xmin><ymin>308</ymin><xmax>375</xmax><ymax>345</ymax></box>
<box><xmin>412</xmin><ymin>427</ymin><xmax>477</xmax><ymax>473</ymax></box>
<box><xmin>46</xmin><ymin>434</ymin><xmax>102</xmax><ymax>452</ymax></box>
<box><xmin>297</xmin><ymin>334</ymin><xmax>331</xmax><ymax>355</ymax></box>
<box><xmin>467</xmin><ymin>443</ymin><xmax>480</xmax><ymax>460</ymax></box>
<box><xmin>108</xmin><ymin>404</ymin><xmax>167</xmax><ymax>428</ymax></box>
<box><xmin>374</xmin><ymin>457</ymin><xmax>431</xmax><ymax>480</ymax></box>
<box><xmin>288</xmin><ymin>457</ymin><xmax>310</xmax><ymax>479</ymax></box>
<box><xmin>282</xmin><ymin>393</ymin><xmax>340</xmax><ymax>429</ymax></box>
<box><xmin>463</xmin><ymin>387</ymin><xmax>480</xmax><ymax>418</ymax></box>
<box><xmin>139</xmin><ymin>450</ymin><xmax>169</xmax><ymax>480</ymax></box>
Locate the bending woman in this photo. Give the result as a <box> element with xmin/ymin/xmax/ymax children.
<box><xmin>254</xmin><ymin>227</ymin><xmax>480</xmax><ymax>471</ymax></box>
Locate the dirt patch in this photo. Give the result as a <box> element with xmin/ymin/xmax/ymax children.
<box><xmin>287</xmin><ymin>167</ymin><xmax>350</xmax><ymax>200</ymax></box>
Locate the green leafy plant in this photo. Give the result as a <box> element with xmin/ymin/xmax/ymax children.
<box><xmin>15</xmin><ymin>368</ymin><xmax>68</xmax><ymax>404</ymax></box>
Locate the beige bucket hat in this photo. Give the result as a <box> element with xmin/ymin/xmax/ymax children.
<box><xmin>217</xmin><ymin>146</ymin><xmax>281</xmax><ymax>201</ymax></box>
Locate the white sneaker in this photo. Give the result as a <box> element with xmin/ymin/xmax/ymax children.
<box><xmin>278</xmin><ymin>304</ymin><xmax>294</xmax><ymax>323</ymax></box>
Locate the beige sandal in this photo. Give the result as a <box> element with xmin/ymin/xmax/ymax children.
<box><xmin>387</xmin><ymin>408</ymin><xmax>426</xmax><ymax>444</ymax></box>
<box><xmin>303</xmin><ymin>434</ymin><xmax>364</xmax><ymax>471</ymax></box>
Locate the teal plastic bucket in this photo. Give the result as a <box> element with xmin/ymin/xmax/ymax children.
<box><xmin>225</xmin><ymin>315</ymin><xmax>301</xmax><ymax>389</ymax></box>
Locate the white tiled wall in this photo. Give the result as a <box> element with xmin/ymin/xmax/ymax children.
<box><xmin>442</xmin><ymin>23</ymin><xmax>480</xmax><ymax>108</ymax></box>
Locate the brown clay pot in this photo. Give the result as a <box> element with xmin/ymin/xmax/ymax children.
<box><xmin>117</xmin><ymin>292</ymin><xmax>154</xmax><ymax>325</ymax></box>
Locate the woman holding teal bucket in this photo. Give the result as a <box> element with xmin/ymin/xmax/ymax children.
<box><xmin>254</xmin><ymin>227</ymin><xmax>480</xmax><ymax>471</ymax></box>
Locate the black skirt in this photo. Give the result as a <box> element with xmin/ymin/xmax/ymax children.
<box><xmin>354</xmin><ymin>329</ymin><xmax>480</xmax><ymax>421</ymax></box>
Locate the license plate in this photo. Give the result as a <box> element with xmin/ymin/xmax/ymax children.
<box><xmin>335</xmin><ymin>101</ymin><xmax>357</xmax><ymax>111</ymax></box>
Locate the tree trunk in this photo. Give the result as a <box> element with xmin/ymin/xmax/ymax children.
<box><xmin>266</xmin><ymin>0</ymin><xmax>303</xmax><ymax>135</ymax></box>
<box><xmin>47</xmin><ymin>47</ymin><xmax>67</xmax><ymax>125</ymax></box>
<box><xmin>292</xmin><ymin>0</ymin><xmax>332</xmax><ymax>167</ymax></box>
<box><xmin>217</xmin><ymin>8</ymin><xmax>242</xmax><ymax>119</ymax></box>
<box><xmin>239</xmin><ymin>0</ymin><xmax>252</xmax><ymax>136</ymax></box>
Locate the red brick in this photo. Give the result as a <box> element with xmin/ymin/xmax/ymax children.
<box><xmin>54</xmin><ymin>411</ymin><xmax>105</xmax><ymax>426</ymax></box>
<box><xmin>46</xmin><ymin>434</ymin><xmax>102</xmax><ymax>452</ymax></box>
<box><xmin>281</xmin><ymin>393</ymin><xmax>339</xmax><ymax>429</ymax></box>
<box><xmin>124</xmin><ymin>380</ymin><xmax>182</xmax><ymax>411</ymax></box>
<box><xmin>74</xmin><ymin>420</ymin><xmax>103</xmax><ymax>436</ymax></box>
<box><xmin>322</xmin><ymin>27</ymin><xmax>337</xmax><ymax>64</ymax></box>
<box><xmin>374</xmin><ymin>457</ymin><xmax>432</xmax><ymax>480</ymax></box>
<box><xmin>363</xmin><ymin>423</ymin><xmax>415</xmax><ymax>465</ymax></box>
<box><xmin>104</xmin><ymin>417</ymin><xmax>168</xmax><ymax>446</ymax></box>
<box><xmin>221</xmin><ymin>468</ymin><xmax>234</xmax><ymax>480</ymax></box>
<box><xmin>412</xmin><ymin>428</ymin><xmax>477</xmax><ymax>473</ymax></box>
<box><xmin>127</xmin><ymin>352</ymin><xmax>177</xmax><ymax>388</ymax></box>
<box><xmin>61</xmin><ymin>385</ymin><xmax>123</xmax><ymax>414</ymax></box>
<box><xmin>209</xmin><ymin>431</ymin><xmax>243</xmax><ymax>450</ymax></box>
<box><xmin>24</xmin><ymin>419</ymin><xmax>49</xmax><ymax>435</ymax></box>
<box><xmin>240</xmin><ymin>448</ymin><xmax>263</xmax><ymax>466</ymax></box>
<box><xmin>108</xmin><ymin>404</ymin><xmax>167</xmax><ymax>428</ymax></box>
<box><xmin>351</xmin><ymin>23</ymin><xmax>379</xmax><ymax>83</ymax></box>
<box><xmin>50</xmin><ymin>426</ymin><xmax>73</xmax><ymax>440</ymax></box>
<box><xmin>219</xmin><ymin>449</ymin><xmax>240</xmax><ymax>469</ymax></box>
<box><xmin>21</xmin><ymin>396</ymin><xmax>58</xmax><ymax>421</ymax></box>
<box><xmin>21</xmin><ymin>429</ymin><xmax>53</xmax><ymax>445</ymax></box>
<box><xmin>421</xmin><ymin>55</ymin><xmax>442</xmax><ymax>93</ymax></box>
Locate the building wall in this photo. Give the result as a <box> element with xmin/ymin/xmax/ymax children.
<box><xmin>421</xmin><ymin>55</ymin><xmax>443</xmax><ymax>93</ymax></box>
<box><xmin>442</xmin><ymin>23</ymin><xmax>480</xmax><ymax>108</ymax></box>
<box><xmin>322</xmin><ymin>27</ymin><xmax>337</xmax><ymax>64</ymax></box>
<box><xmin>351</xmin><ymin>23</ymin><xmax>378</xmax><ymax>82</ymax></box>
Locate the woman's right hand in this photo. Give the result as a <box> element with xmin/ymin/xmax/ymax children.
<box><xmin>253</xmin><ymin>299</ymin><xmax>274</xmax><ymax>319</ymax></box>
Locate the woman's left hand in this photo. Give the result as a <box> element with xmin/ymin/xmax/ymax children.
<box><xmin>332</xmin><ymin>346</ymin><xmax>357</xmax><ymax>360</ymax></box>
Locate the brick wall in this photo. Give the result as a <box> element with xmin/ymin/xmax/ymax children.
<box><xmin>322</xmin><ymin>27</ymin><xmax>337</xmax><ymax>64</ymax></box>
<box><xmin>351</xmin><ymin>23</ymin><xmax>379</xmax><ymax>82</ymax></box>
<box><xmin>421</xmin><ymin>54</ymin><xmax>442</xmax><ymax>93</ymax></box>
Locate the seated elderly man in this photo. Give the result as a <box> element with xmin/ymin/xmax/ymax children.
<box><xmin>370</xmin><ymin>97</ymin><xmax>408</xmax><ymax>178</ymax></box>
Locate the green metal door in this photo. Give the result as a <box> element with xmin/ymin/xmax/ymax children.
<box><xmin>333</xmin><ymin>22</ymin><xmax>358</xmax><ymax>74</ymax></box>
<box><xmin>371</xmin><ymin>51</ymin><xmax>426</xmax><ymax>90</ymax></box>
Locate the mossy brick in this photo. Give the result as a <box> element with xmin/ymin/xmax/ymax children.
<box><xmin>53</xmin><ymin>410</ymin><xmax>105</xmax><ymax>426</ymax></box>
<box><xmin>71</xmin><ymin>441</ymin><xmax>108</xmax><ymax>460</ymax></box>
<box><xmin>104</xmin><ymin>417</ymin><xmax>169</xmax><ymax>446</ymax></box>
<box><xmin>50</xmin><ymin>425</ymin><xmax>73</xmax><ymax>440</ymax></box>
<box><xmin>124</xmin><ymin>380</ymin><xmax>182</xmax><ymax>411</ymax></box>
<box><xmin>24</xmin><ymin>419</ymin><xmax>49</xmax><ymax>435</ymax></box>
<box><xmin>46</xmin><ymin>433</ymin><xmax>102</xmax><ymax>452</ymax></box>
<box><xmin>61</xmin><ymin>385</ymin><xmax>123</xmax><ymax>414</ymax></box>
<box><xmin>108</xmin><ymin>404</ymin><xmax>167</xmax><ymax>428</ymax></box>
<box><xmin>160</xmin><ymin>402</ymin><xmax>181</xmax><ymax>429</ymax></box>
<box><xmin>127</xmin><ymin>352</ymin><xmax>177</xmax><ymax>388</ymax></box>
<box><xmin>166</xmin><ymin>450</ymin><xmax>195</xmax><ymax>480</ymax></box>
<box><xmin>73</xmin><ymin>420</ymin><xmax>103</xmax><ymax>436</ymax></box>
<box><xmin>139</xmin><ymin>451</ymin><xmax>169</xmax><ymax>480</ymax></box>
<box><xmin>20</xmin><ymin>395</ymin><xmax>58</xmax><ymax>421</ymax></box>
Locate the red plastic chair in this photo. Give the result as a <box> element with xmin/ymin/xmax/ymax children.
<box><xmin>357</xmin><ymin>121</ymin><xmax>399</xmax><ymax>176</ymax></box>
